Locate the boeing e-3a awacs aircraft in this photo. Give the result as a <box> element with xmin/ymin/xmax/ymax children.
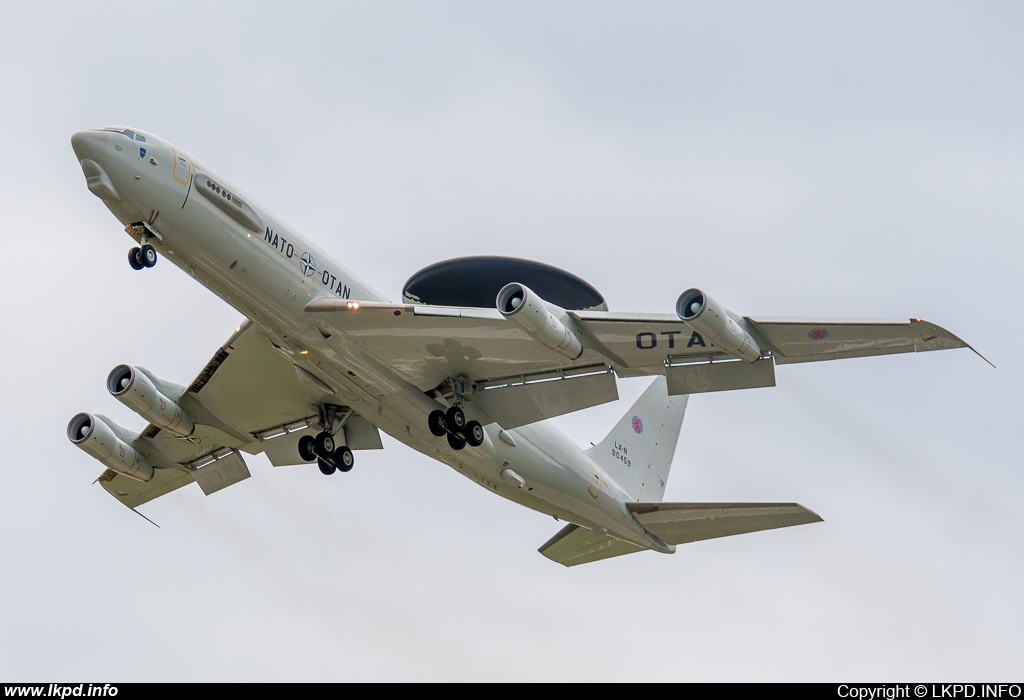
<box><xmin>68</xmin><ymin>127</ymin><xmax>975</xmax><ymax>566</ymax></box>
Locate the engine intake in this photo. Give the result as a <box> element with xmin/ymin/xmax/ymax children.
<box><xmin>676</xmin><ymin>288</ymin><xmax>761</xmax><ymax>362</ymax></box>
<box><xmin>107</xmin><ymin>365</ymin><xmax>194</xmax><ymax>436</ymax></box>
<box><xmin>67</xmin><ymin>413</ymin><xmax>154</xmax><ymax>482</ymax></box>
<box><xmin>497</xmin><ymin>283</ymin><xmax>583</xmax><ymax>359</ymax></box>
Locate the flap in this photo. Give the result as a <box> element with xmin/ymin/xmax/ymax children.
<box><xmin>470</xmin><ymin>366</ymin><xmax>619</xmax><ymax>429</ymax></box>
<box><xmin>262</xmin><ymin>426</ymin><xmax>318</xmax><ymax>467</ymax></box>
<box><xmin>629</xmin><ymin>502</ymin><xmax>823</xmax><ymax>545</ymax></box>
<box><xmin>261</xmin><ymin>413</ymin><xmax>383</xmax><ymax>467</ymax></box>
<box><xmin>665</xmin><ymin>356</ymin><xmax>776</xmax><ymax>395</ymax></box>
<box><xmin>538</xmin><ymin>523</ymin><xmax>646</xmax><ymax>567</ymax></box>
<box><xmin>345</xmin><ymin>414</ymin><xmax>384</xmax><ymax>450</ymax></box>
<box><xmin>193</xmin><ymin>450</ymin><xmax>251</xmax><ymax>496</ymax></box>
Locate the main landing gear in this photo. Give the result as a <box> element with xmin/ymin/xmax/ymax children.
<box><xmin>298</xmin><ymin>432</ymin><xmax>355</xmax><ymax>475</ymax></box>
<box><xmin>297</xmin><ymin>405</ymin><xmax>355</xmax><ymax>476</ymax></box>
<box><xmin>428</xmin><ymin>405</ymin><xmax>484</xmax><ymax>452</ymax></box>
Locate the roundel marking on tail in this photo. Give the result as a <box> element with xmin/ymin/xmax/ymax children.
<box><xmin>632</xmin><ymin>416</ymin><xmax>643</xmax><ymax>434</ymax></box>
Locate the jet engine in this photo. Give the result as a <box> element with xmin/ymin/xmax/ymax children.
<box><xmin>67</xmin><ymin>413</ymin><xmax>154</xmax><ymax>482</ymax></box>
<box><xmin>106</xmin><ymin>365</ymin><xmax>195</xmax><ymax>437</ymax></box>
<box><xmin>675</xmin><ymin>288</ymin><xmax>762</xmax><ymax>362</ymax></box>
<box><xmin>497</xmin><ymin>283</ymin><xmax>583</xmax><ymax>359</ymax></box>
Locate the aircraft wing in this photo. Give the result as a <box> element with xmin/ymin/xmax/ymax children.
<box><xmin>572</xmin><ymin>312</ymin><xmax>972</xmax><ymax>367</ymax></box>
<box><xmin>306</xmin><ymin>299</ymin><xmax>974</xmax><ymax>425</ymax></box>
<box><xmin>98</xmin><ymin>321</ymin><xmax>333</xmax><ymax>508</ymax></box>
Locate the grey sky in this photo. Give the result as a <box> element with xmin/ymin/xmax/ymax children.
<box><xmin>0</xmin><ymin>1</ymin><xmax>1020</xmax><ymax>680</ymax></box>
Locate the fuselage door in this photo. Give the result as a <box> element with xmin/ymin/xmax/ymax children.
<box><xmin>172</xmin><ymin>149</ymin><xmax>191</xmax><ymax>186</ymax></box>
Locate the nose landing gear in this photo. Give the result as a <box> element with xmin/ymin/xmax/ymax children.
<box><xmin>128</xmin><ymin>245</ymin><xmax>157</xmax><ymax>270</ymax></box>
<box><xmin>125</xmin><ymin>222</ymin><xmax>159</xmax><ymax>270</ymax></box>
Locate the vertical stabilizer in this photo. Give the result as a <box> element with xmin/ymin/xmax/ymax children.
<box><xmin>587</xmin><ymin>377</ymin><xmax>687</xmax><ymax>502</ymax></box>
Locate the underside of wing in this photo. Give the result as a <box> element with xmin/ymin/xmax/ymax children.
<box><xmin>82</xmin><ymin>320</ymin><xmax>387</xmax><ymax>508</ymax></box>
<box><xmin>306</xmin><ymin>291</ymin><xmax>979</xmax><ymax>414</ymax></box>
<box><xmin>306</xmin><ymin>300</ymin><xmax>624</xmax><ymax>427</ymax></box>
<box><xmin>134</xmin><ymin>321</ymin><xmax>321</xmax><ymax>468</ymax></box>
<box><xmin>306</xmin><ymin>300</ymin><xmax>609</xmax><ymax>389</ymax></box>
<box><xmin>746</xmin><ymin>317</ymin><xmax>973</xmax><ymax>364</ymax></box>
<box><xmin>97</xmin><ymin>466</ymin><xmax>196</xmax><ymax>510</ymax></box>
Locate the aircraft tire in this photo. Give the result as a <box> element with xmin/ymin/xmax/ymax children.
<box><xmin>128</xmin><ymin>247</ymin><xmax>144</xmax><ymax>270</ymax></box>
<box><xmin>427</xmin><ymin>410</ymin><xmax>447</xmax><ymax>437</ymax></box>
<box><xmin>336</xmin><ymin>446</ymin><xmax>354</xmax><ymax>472</ymax></box>
<box><xmin>464</xmin><ymin>421</ymin><xmax>485</xmax><ymax>447</ymax></box>
<box><xmin>140</xmin><ymin>244</ymin><xmax>158</xmax><ymax>267</ymax></box>
<box><xmin>445</xmin><ymin>406</ymin><xmax>466</xmax><ymax>431</ymax></box>
<box><xmin>318</xmin><ymin>458</ymin><xmax>336</xmax><ymax>475</ymax></box>
<box><xmin>447</xmin><ymin>432</ymin><xmax>467</xmax><ymax>451</ymax></box>
<box><xmin>314</xmin><ymin>432</ymin><xmax>335</xmax><ymax>458</ymax></box>
<box><xmin>297</xmin><ymin>435</ymin><xmax>317</xmax><ymax>462</ymax></box>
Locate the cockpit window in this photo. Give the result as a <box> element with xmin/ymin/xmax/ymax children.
<box><xmin>100</xmin><ymin>127</ymin><xmax>143</xmax><ymax>141</ymax></box>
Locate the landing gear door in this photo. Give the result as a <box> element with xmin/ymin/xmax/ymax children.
<box><xmin>172</xmin><ymin>149</ymin><xmax>191</xmax><ymax>186</ymax></box>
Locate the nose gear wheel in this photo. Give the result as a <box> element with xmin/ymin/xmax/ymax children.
<box><xmin>140</xmin><ymin>244</ymin><xmax>158</xmax><ymax>267</ymax></box>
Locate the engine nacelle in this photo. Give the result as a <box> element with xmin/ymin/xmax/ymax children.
<box><xmin>67</xmin><ymin>413</ymin><xmax>154</xmax><ymax>482</ymax></box>
<box><xmin>675</xmin><ymin>288</ymin><xmax>761</xmax><ymax>362</ymax></box>
<box><xmin>497</xmin><ymin>283</ymin><xmax>583</xmax><ymax>359</ymax></box>
<box><xmin>106</xmin><ymin>365</ymin><xmax>195</xmax><ymax>437</ymax></box>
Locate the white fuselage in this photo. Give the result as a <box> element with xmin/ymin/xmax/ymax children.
<box><xmin>71</xmin><ymin>127</ymin><xmax>670</xmax><ymax>553</ymax></box>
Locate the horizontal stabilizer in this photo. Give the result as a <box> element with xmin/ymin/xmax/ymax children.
<box><xmin>539</xmin><ymin>523</ymin><xmax>646</xmax><ymax>567</ymax></box>
<box><xmin>629</xmin><ymin>502</ymin><xmax>822</xmax><ymax>545</ymax></box>
<box><xmin>539</xmin><ymin>503</ymin><xmax>822</xmax><ymax>567</ymax></box>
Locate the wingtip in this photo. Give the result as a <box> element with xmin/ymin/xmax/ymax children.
<box><xmin>798</xmin><ymin>504</ymin><xmax>825</xmax><ymax>523</ymax></box>
<box><xmin>912</xmin><ymin>318</ymin><xmax>994</xmax><ymax>369</ymax></box>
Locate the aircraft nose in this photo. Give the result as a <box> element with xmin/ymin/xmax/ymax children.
<box><xmin>71</xmin><ymin>130</ymin><xmax>107</xmax><ymax>161</ymax></box>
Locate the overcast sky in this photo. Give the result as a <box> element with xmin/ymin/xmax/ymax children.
<box><xmin>1</xmin><ymin>1</ymin><xmax>1021</xmax><ymax>681</ymax></box>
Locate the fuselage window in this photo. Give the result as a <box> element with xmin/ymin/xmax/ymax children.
<box><xmin>205</xmin><ymin>178</ymin><xmax>236</xmax><ymax>203</ymax></box>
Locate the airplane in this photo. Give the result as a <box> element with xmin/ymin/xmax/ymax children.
<box><xmin>66</xmin><ymin>126</ymin><xmax>978</xmax><ymax>566</ymax></box>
